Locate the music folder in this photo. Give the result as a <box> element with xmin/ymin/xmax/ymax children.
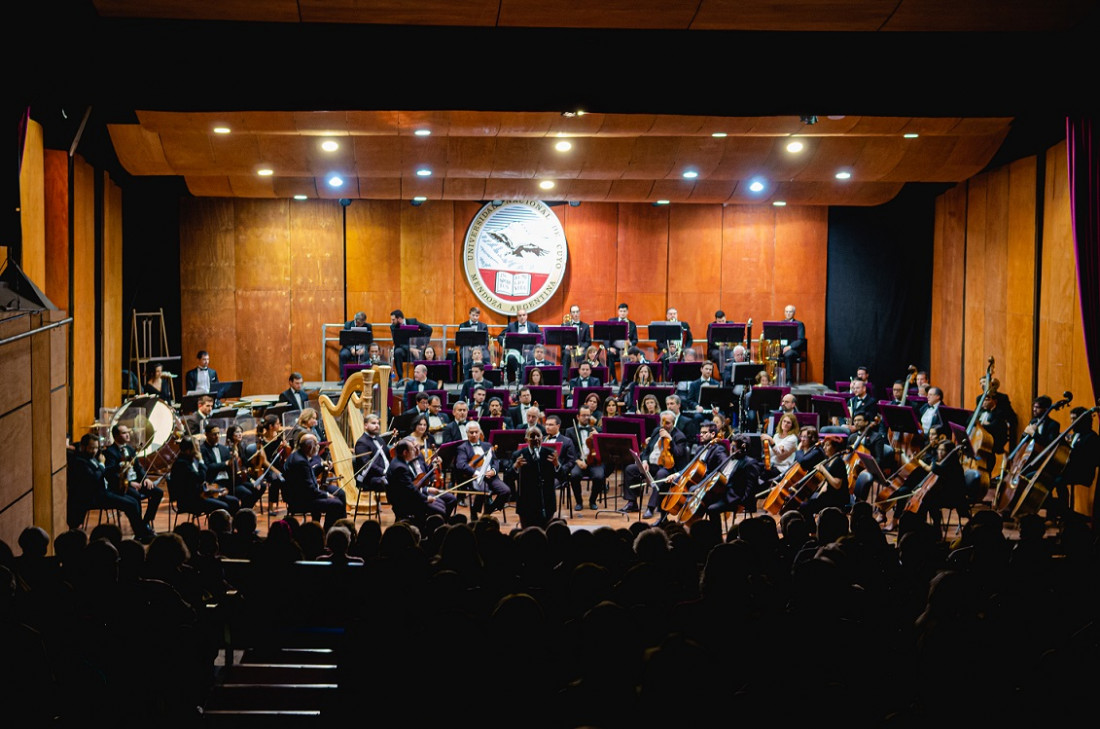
<box><xmin>339</xmin><ymin>326</ymin><xmax>373</xmax><ymax>346</ymax></box>
<box><xmin>880</xmin><ymin>404</ymin><xmax>921</xmax><ymax>434</ymax></box>
<box><xmin>455</xmin><ymin>328</ymin><xmax>489</xmax><ymax>349</ymax></box>
<box><xmin>543</xmin><ymin>326</ymin><xmax>578</xmax><ymax>348</ymax></box>
<box><xmin>708</xmin><ymin>322</ymin><xmax>745</xmax><ymax>345</ymax></box>
<box><xmin>698</xmin><ymin>386</ymin><xmax>736</xmax><ymax>412</ymax></box>
<box><xmin>761</xmin><ymin>321</ymin><xmax>799</xmax><ymax>343</ymax></box>
<box><xmin>593</xmin><ymin>320</ymin><xmax>627</xmax><ymax>343</ymax></box>
<box><xmin>729</xmin><ymin>362</ymin><xmax>766</xmax><ymax>385</ymax></box>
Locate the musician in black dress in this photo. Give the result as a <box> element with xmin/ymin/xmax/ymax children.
<box><xmin>142</xmin><ymin>362</ymin><xmax>174</xmax><ymax>401</ymax></box>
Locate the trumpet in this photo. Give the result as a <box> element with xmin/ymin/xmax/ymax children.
<box><xmin>564</xmin><ymin>313</ymin><xmax>585</xmax><ymax>362</ymax></box>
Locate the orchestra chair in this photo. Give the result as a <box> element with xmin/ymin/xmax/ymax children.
<box><xmin>82</xmin><ymin>506</ymin><xmax>121</xmax><ymax>531</ymax></box>
<box><xmin>164</xmin><ymin>473</ymin><xmax>205</xmax><ymax>530</ymax></box>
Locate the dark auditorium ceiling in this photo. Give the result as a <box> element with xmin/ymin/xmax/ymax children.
<box><xmin>55</xmin><ymin>1</ymin><xmax>1100</xmax><ymax>205</ymax></box>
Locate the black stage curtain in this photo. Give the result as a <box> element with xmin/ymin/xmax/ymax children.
<box><xmin>824</xmin><ymin>185</ymin><xmax>941</xmax><ymax>393</ymax></box>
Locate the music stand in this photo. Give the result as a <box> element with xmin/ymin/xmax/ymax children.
<box><xmin>488</xmin><ymin>429</ymin><xmax>526</xmax><ymax>460</ymax></box>
<box><xmin>730</xmin><ymin>362</ymin><xmax>766</xmax><ymax>387</ymax></box>
<box><xmin>342</xmin><ymin>362</ymin><xmax>371</xmax><ymax>381</ymax></box>
<box><xmin>708</xmin><ymin>322</ymin><xmax>745</xmax><ymax>348</ymax></box>
<box><xmin>391</xmin><ymin>409</ymin><xmax>420</xmax><ymax>437</ymax></box>
<box><xmin>180</xmin><ymin>393</ymin><xmax>207</xmax><ymax>415</ymax></box>
<box><xmin>632</xmin><ymin>412</ymin><xmax>661</xmax><ymax>437</ymax></box>
<box><xmin>666</xmin><ymin>361</ymin><xmax>703</xmax><ymax>383</ymax></box>
<box><xmin>215</xmin><ymin>380</ymin><xmax>244</xmax><ymax>401</ymax></box>
<box><xmin>592</xmin><ymin>432</ymin><xmax>640</xmax><ymax>516</ymax></box>
<box><xmin>601</xmin><ymin>416</ymin><xmax>646</xmax><ymax>445</ymax></box>
<box><xmin>740</xmin><ymin>432</ymin><xmax>767</xmax><ymax>462</ymax></box>
<box><xmin>482</xmin><ymin>369</ymin><xmax>504</xmax><ymax>386</ymax></box>
<box><xmin>483</xmin><ymin>388</ymin><xmax>510</xmax><ymax>406</ymax></box>
<box><xmin>621</xmin><ymin>361</ymin><xmax>646</xmax><ymax>385</ymax></box>
<box><xmin>543</xmin><ymin>326</ymin><xmax>578</xmax><ymax>362</ymax></box>
<box><xmin>524</xmin><ymin>365</ymin><xmax>564</xmax><ymax>386</ymax></box>
<box><xmin>455</xmin><ymin>328</ymin><xmax>489</xmax><ymax>353</ymax></box>
<box><xmin>545</xmin><ymin>408</ymin><xmax>578</xmax><ymax>430</ymax></box>
<box><xmin>637</xmin><ymin>385</ymin><xmax>675</xmax><ymax>410</ymax></box>
<box><xmin>476</xmin><ymin>416</ymin><xmax>505</xmax><ymax>433</ymax></box>
<box><xmin>649</xmin><ymin>322</ymin><xmax>683</xmax><ymax>352</ymax></box>
<box><xmin>568</xmin><ymin>365</ymin><xmax>608</xmax><ymax>384</ymax></box>
<box><xmin>881</xmin><ymin>404</ymin><xmax>921</xmax><ymax>437</ymax></box>
<box><xmin>940</xmin><ymin>406</ymin><xmax>973</xmax><ymax>430</ymax></box>
<box><xmin>811</xmin><ymin>396</ymin><xmax>850</xmax><ymax>429</ymax></box>
<box><xmin>572</xmin><ymin>386</ymin><xmax>612</xmax><ymax>412</ymax></box>
<box><xmin>593</xmin><ymin>320</ymin><xmax>628</xmax><ymax>346</ymax></box>
<box><xmin>528</xmin><ymin>385</ymin><xmax>563</xmax><ymax>411</ymax></box>
<box><xmin>699</xmin><ymin>386</ymin><xmax>736</xmax><ymax>414</ymax></box>
<box><xmin>762</xmin><ymin>321</ymin><xmax>800</xmax><ymax>344</ymax></box>
<box><xmin>414</xmin><ymin>360</ymin><xmax>453</xmax><ymax>383</ymax></box>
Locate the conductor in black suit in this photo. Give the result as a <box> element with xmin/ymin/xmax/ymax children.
<box><xmin>780</xmin><ymin>304</ymin><xmax>807</xmax><ymax>383</ymax></box>
<box><xmin>184</xmin><ymin>350</ymin><xmax>219</xmax><ymax>394</ymax></box>
<box><xmin>498</xmin><ymin>307</ymin><xmax>542</xmax><ymax>383</ymax></box>
<box><xmin>511</xmin><ymin>428</ymin><xmax>564</xmax><ymax>528</ymax></box>
<box><xmin>279</xmin><ymin>372</ymin><xmax>310</xmax><ymax>411</ymax></box>
<box><xmin>390</xmin><ymin>309</ymin><xmax>433</xmax><ymax>379</ymax></box>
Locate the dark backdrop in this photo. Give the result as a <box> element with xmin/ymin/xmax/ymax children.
<box><xmin>824</xmin><ymin>185</ymin><xmax>940</xmax><ymax>394</ymax></box>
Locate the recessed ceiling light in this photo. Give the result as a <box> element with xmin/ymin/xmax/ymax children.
<box><xmin>835</xmin><ymin>171</ymin><xmax>852</xmax><ymax>180</ymax></box>
<box><xmin>903</xmin><ymin>133</ymin><xmax>920</xmax><ymax>139</ymax></box>
<box><xmin>786</xmin><ymin>141</ymin><xmax>804</xmax><ymax>153</ymax></box>
<box><xmin>412</xmin><ymin>196</ymin><xmax>428</xmax><ymax>202</ymax></box>
<box><xmin>293</xmin><ymin>194</ymin><xmax>308</xmax><ymax>200</ymax></box>
<box><xmin>655</xmin><ymin>200</ymin><xmax>670</xmax><ymax>205</ymax></box>
<box><xmin>257</xmin><ymin>168</ymin><xmax>273</xmax><ymax>176</ymax></box>
<box><xmin>414</xmin><ymin>129</ymin><xmax>431</xmax><ymax>137</ymax></box>
<box><xmin>748</xmin><ymin>180</ymin><xmax>765</xmax><ymax>193</ymax></box>
<box><xmin>416</xmin><ymin>168</ymin><xmax>432</xmax><ymax>177</ymax></box>
<box><xmin>213</xmin><ymin>126</ymin><xmax>231</xmax><ymax>134</ymax></box>
<box><xmin>773</xmin><ymin>201</ymin><xmax>787</xmax><ymax>207</ymax></box>
<box><xmin>682</xmin><ymin>170</ymin><xmax>699</xmax><ymax>179</ymax></box>
<box><xmin>321</xmin><ymin>140</ymin><xmax>339</xmax><ymax>152</ymax></box>
<box><xmin>328</xmin><ymin>175</ymin><xmax>344</xmax><ymax>187</ymax></box>
<box><xmin>711</xmin><ymin>132</ymin><xmax>727</xmax><ymax>138</ymax></box>
<box><xmin>539</xmin><ymin>180</ymin><xmax>555</xmax><ymax>190</ymax></box>
<box><xmin>555</xmin><ymin>141</ymin><xmax>572</xmax><ymax>152</ymax></box>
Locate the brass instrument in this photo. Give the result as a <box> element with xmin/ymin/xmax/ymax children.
<box><xmin>564</xmin><ymin>313</ymin><xmax>585</xmax><ymax>363</ymax></box>
<box><xmin>760</xmin><ymin>333</ymin><xmax>780</xmax><ymax>380</ymax></box>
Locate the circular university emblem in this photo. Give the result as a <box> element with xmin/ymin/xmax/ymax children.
<box><xmin>462</xmin><ymin>200</ymin><xmax>568</xmax><ymax>315</ymax></box>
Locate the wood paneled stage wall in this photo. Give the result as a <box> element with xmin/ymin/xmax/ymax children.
<box><xmin>932</xmin><ymin>140</ymin><xmax>1097</xmax><ymax>513</ymax></box>
<box><xmin>181</xmin><ymin>200</ymin><xmax>828</xmax><ymax>395</ymax></box>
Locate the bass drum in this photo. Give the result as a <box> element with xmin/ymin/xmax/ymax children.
<box><xmin>109</xmin><ymin>395</ymin><xmax>185</xmax><ymax>459</ymax></box>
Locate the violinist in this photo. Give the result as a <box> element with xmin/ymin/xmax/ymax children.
<box><xmin>620</xmin><ymin>410</ymin><xmax>687</xmax><ymax>517</ymax></box>
<box><xmin>226</xmin><ymin>423</ymin><xmax>264</xmax><ymax>502</ymax></box>
<box><xmin>255</xmin><ymin>414</ymin><xmax>289</xmax><ymax>506</ymax></box>
<box><xmin>407</xmin><ymin>414</ymin><xmax>431</xmax><ymax>452</ymax></box>
<box><xmin>569</xmin><ymin>406</ymin><xmax>605</xmax><ymax>511</ymax></box>
<box><xmin>201</xmin><ymin>423</ymin><xmax>259</xmax><ymax>509</ymax></box>
<box><xmin>511</xmin><ymin>427</ymin><xmax>564</xmax><ymax>528</ymax></box>
<box><xmin>603</xmin><ymin>395</ymin><xmax>624</xmax><ymax>421</ymax></box>
<box><xmin>102</xmin><ymin>424</ymin><xmax>164</xmax><ymax>531</ymax></box>
<box><xmin>761</xmin><ymin>412</ymin><xmax>800</xmax><ymax>476</ymax></box>
<box><xmin>798</xmin><ymin>434</ymin><xmax>850</xmax><ymax>517</ymax></box>
<box><xmin>354</xmin><ymin>413</ymin><xmax>392</xmax><ymax>494</ymax></box>
<box><xmin>385</xmin><ymin>440</ymin><xmax>455</xmax><ymax>522</ymax></box>
<box><xmin>581</xmin><ymin>392</ymin><xmax>605</xmax><ymax>424</ymax></box>
<box><xmin>453</xmin><ymin>421</ymin><xmax>510</xmax><ymax>517</ymax></box>
<box><xmin>75</xmin><ymin>432</ymin><xmax>155</xmax><ymax>541</ymax></box>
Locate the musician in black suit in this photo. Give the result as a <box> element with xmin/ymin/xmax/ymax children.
<box><xmin>655</xmin><ymin>307</ymin><xmax>694</xmax><ymax>361</ymax></box>
<box><xmin>621</xmin><ymin>411</ymin><xmax>689</xmax><ymax>517</ymax></box>
<box><xmin>457</xmin><ymin>306</ymin><xmax>491</xmax><ymax>364</ymax></box>
<box><xmin>701</xmin><ymin>435</ymin><xmax>763</xmax><ymax>522</ymax></box>
<box><xmin>385</xmin><ymin>440</ymin><xmax>453</xmax><ymax>522</ymax></box>
<box><xmin>605</xmin><ymin>303</ymin><xmax>639</xmax><ymax>386</ymax></box>
<box><xmin>200</xmin><ymin>423</ymin><xmax>259</xmax><ymax>509</ymax></box>
<box><xmin>339</xmin><ymin>312</ymin><xmax>369</xmax><ymax>368</ymax></box>
<box><xmin>185</xmin><ymin>395</ymin><xmax>215</xmax><ymax>436</ymax></box>
<box><xmin>508</xmin><ymin>388</ymin><xmax>536</xmax><ymax>428</ymax></box>
<box><xmin>650</xmin><ymin>421</ymin><xmax>727</xmax><ymax>525</ymax></box>
<box><xmin>67</xmin><ymin>434</ymin><xmax>156</xmax><ymax>542</ymax></box>
<box><xmin>919</xmin><ymin>387</ymin><xmax>946</xmax><ymax>435</ymax></box>
<box><xmin>510</xmin><ymin>428</ymin><xmax>565</xmax><ymax>528</ymax></box>
<box><xmin>542</xmin><ymin>413</ymin><xmax>578</xmax><ymax>502</ymax></box>
<box><xmin>170</xmin><ymin>436</ymin><xmax>240</xmax><ymax>516</ymax></box>
<box><xmin>686</xmin><ymin>360</ymin><xmax>722</xmax><ymax>412</ymax></box>
<box><xmin>453</xmin><ymin>421</ymin><xmax>510</xmax><ymax>516</ymax></box>
<box><xmin>390</xmin><ymin>309</ymin><xmax>433</xmax><ymax>378</ymax></box>
<box><xmin>498</xmin><ymin>308</ymin><xmax>542</xmax><ymax>383</ymax></box>
<box><xmin>442</xmin><ymin>401</ymin><xmax>473</xmax><ymax>444</ymax></box>
<box><xmin>847</xmin><ymin>379</ymin><xmax>878</xmax><ymax>424</ymax></box>
<box><xmin>102</xmin><ymin>423</ymin><xmax>163</xmax><ymax>530</ymax></box>
<box><xmin>1022</xmin><ymin>395</ymin><xmax>1061</xmax><ymax>449</ymax></box>
<box><xmin>779</xmin><ymin>304</ymin><xmax>807</xmax><ymax>383</ymax></box>
<box><xmin>459</xmin><ymin>363</ymin><xmax>491</xmax><ymax>402</ymax></box>
<box><xmin>279</xmin><ymin>372</ymin><xmax>311</xmax><ymax>411</ymax></box>
<box><xmin>569</xmin><ymin>362</ymin><xmax>602</xmax><ymax>392</ymax></box>
<box><xmin>1055</xmin><ymin>407</ymin><xmax>1100</xmax><ymax>523</ymax></box>
<box><xmin>354</xmin><ymin>413</ymin><xmax>392</xmax><ymax>493</ymax></box>
<box><xmin>184</xmin><ymin>350</ymin><xmax>219</xmax><ymax>394</ymax></box>
<box><xmin>404</xmin><ymin>364</ymin><xmax>439</xmax><ymax>393</ymax></box>
<box><xmin>528</xmin><ymin>344</ymin><xmax>555</xmax><ymax>369</ymax></box>
<box><xmin>562</xmin><ymin>304</ymin><xmax>592</xmax><ymax>369</ymax></box>
<box><xmin>282</xmin><ymin>433</ymin><xmax>346</xmax><ymax>529</ymax></box>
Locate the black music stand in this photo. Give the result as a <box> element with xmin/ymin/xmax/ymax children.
<box><xmin>528</xmin><ymin>385</ymin><xmax>563</xmax><ymax>411</ymax></box>
<box><xmin>216</xmin><ymin>380</ymin><xmax>244</xmax><ymax>401</ymax></box>
<box><xmin>708</xmin><ymin>322</ymin><xmax>745</xmax><ymax>348</ymax></box>
<box><xmin>489</xmin><ymin>428</ymin><xmax>526</xmax><ymax>460</ymax></box>
<box><xmin>476</xmin><ymin>416</ymin><xmax>505</xmax><ymax>433</ymax></box>
<box><xmin>601</xmin><ymin>416</ymin><xmax>646</xmax><ymax>445</ymax></box>
<box><xmin>699</xmin><ymin>386</ymin><xmax>736</xmax><ymax>415</ymax></box>
<box><xmin>481</xmin><ymin>387</ymin><xmax>508</xmax><ymax>406</ymax></box>
<box><xmin>740</xmin><ymin>432</ymin><xmax>767</xmax><ymax>462</ymax></box>
<box><xmin>621</xmin><ymin>361</ymin><xmax>647</xmax><ymax>385</ymax></box>
<box><xmin>502</xmin><ymin>332</ymin><xmax>543</xmax><ymax>376</ymax></box>
<box><xmin>572</xmin><ymin>386</ymin><xmax>612</xmax><ymax>412</ymax></box>
<box><xmin>762</xmin><ymin>321</ymin><xmax>800</xmax><ymax>344</ymax></box>
<box><xmin>543</xmin><ymin>326</ymin><xmax>577</xmax><ymax>362</ymax></box>
<box><xmin>340</xmin><ymin>326</ymin><xmax>373</xmax><ymax>348</ymax></box>
<box><xmin>414</xmin><ymin>360</ymin><xmax>454</xmax><ymax>383</ymax></box>
<box><xmin>811</xmin><ymin>396</ymin><xmax>850</xmax><ymax>430</ymax></box>
<box><xmin>545</xmin><ymin>408</ymin><xmax>578</xmax><ymax>430</ymax></box>
<box><xmin>881</xmin><ymin>404</ymin><xmax>921</xmax><ymax>437</ymax></box>
<box><xmin>592</xmin><ymin>432</ymin><xmax>640</xmax><ymax>517</ymax></box>
<box><xmin>729</xmin><ymin>362</ymin><xmax>766</xmax><ymax>419</ymax></box>
<box><xmin>666</xmin><ymin>361</ymin><xmax>703</xmax><ymax>384</ymax></box>
<box><xmin>483</xmin><ymin>368</ymin><xmax>504</xmax><ymax>386</ymax></box>
<box><xmin>636</xmin><ymin>385</ymin><xmax>675</xmax><ymax>410</ymax></box>
<box><xmin>524</xmin><ymin>365</ymin><xmax>564</xmax><ymax>386</ymax></box>
<box><xmin>631</xmin><ymin>412</ymin><xmax>661</xmax><ymax>437</ymax></box>
<box><xmin>747</xmin><ymin>387</ymin><xmax>786</xmax><ymax>432</ymax></box>
<box><xmin>649</xmin><ymin>322</ymin><xmax>683</xmax><ymax>359</ymax></box>
<box><xmin>940</xmin><ymin>406</ymin><xmax>974</xmax><ymax>430</ymax></box>
<box><xmin>593</xmin><ymin>320</ymin><xmax>628</xmax><ymax>346</ymax></box>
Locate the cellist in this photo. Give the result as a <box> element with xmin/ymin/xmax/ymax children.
<box><xmin>619</xmin><ymin>410</ymin><xmax>688</xmax><ymax>517</ymax></box>
<box><xmin>798</xmin><ymin>434</ymin><xmax>851</xmax><ymax>517</ymax></box>
<box><xmin>650</xmin><ymin>421</ymin><xmax>727</xmax><ymax>526</ymax></box>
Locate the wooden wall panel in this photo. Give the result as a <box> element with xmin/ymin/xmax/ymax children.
<box><xmin>451</xmin><ymin>201</ymin><xmax>509</xmax><ymax>328</ymax></box>
<box><xmin>19</xmin><ymin>119</ymin><xmax>46</xmax><ymax>291</ymax></box>
<box><xmin>236</xmin><ymin>289</ymin><xmax>292</xmax><ymax>394</ymax></box>
<box><xmin>721</xmin><ymin>205</ymin><xmax>776</xmax><ymax>323</ymax></box>
<box><xmin>44</xmin><ymin>150</ymin><xmax>70</xmax><ymax>311</ymax></box>
<box><xmin>668</xmin><ymin>205</ymin><xmax>723</xmax><ymax>329</ymax></box>
<box><xmin>774</xmin><ymin>206</ymin><xmax>828</xmax><ymax>383</ymax></box>
<box><xmin>71</xmin><ymin>157</ymin><xmax>96</xmax><ymax>434</ymax></box>
<box><xmin>0</xmin><ymin>404</ymin><xmax>33</xmax><ymax>544</ymax></box>
<box><xmin>102</xmin><ymin>175</ymin><xmax>123</xmax><ymax>408</ymax></box>
<box><xmin>235</xmin><ymin>199</ymin><xmax>291</xmax><ymax>291</ymax></box>
<box><xmin>290</xmin><ymin>201</ymin><xmax>343</xmax><ymax>380</ymax></box>
<box><xmin>399</xmin><ymin>202</ymin><xmax>454</xmax><ymax>339</ymax></box>
<box><xmin>931</xmin><ymin>184</ymin><xmax>967</xmax><ymax>403</ymax></box>
<box><xmin>557</xmin><ymin>203</ymin><xmax>620</xmax><ymax>324</ymax></box>
<box><xmin>616</xmin><ymin>204</ymin><xmax>669</xmax><ymax>326</ymax></box>
<box><xmin>1003</xmin><ymin>156</ymin><xmax>1038</xmax><ymax>425</ymax></box>
<box><xmin>346</xmin><ymin>200</ymin><xmax>402</xmax><ymax>322</ymax></box>
<box><xmin>180</xmin><ymin>198</ymin><xmax>237</xmax><ymax>378</ymax></box>
<box><xmin>963</xmin><ymin>173</ymin><xmax>988</xmax><ymax>407</ymax></box>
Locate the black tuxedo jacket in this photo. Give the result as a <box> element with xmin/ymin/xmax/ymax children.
<box><xmin>385</xmin><ymin>458</ymin><xmax>431</xmax><ymax>521</ymax></box>
<box><xmin>784</xmin><ymin>319</ymin><xmax>807</xmax><ymax>352</ymax></box>
<box><xmin>279</xmin><ymin>387</ymin><xmax>310</xmax><ymax>411</ymax></box>
<box><xmin>568</xmin><ymin>321</ymin><xmax>592</xmax><ymax>349</ymax></box>
<box><xmin>498</xmin><ymin>321</ymin><xmax>542</xmax><ymax>346</ymax></box>
<box><xmin>641</xmin><ymin>425</ymin><xmax>689</xmax><ymax>470</ymax></box>
<box><xmin>354</xmin><ymin>433</ymin><xmax>390</xmax><ymax>482</ymax></box>
<box><xmin>406</xmin><ymin>378</ymin><xmax>439</xmax><ymax>393</ymax></box>
<box><xmin>283</xmin><ymin>450</ymin><xmax>327</xmax><ymax>505</ymax></box>
<box><xmin>185</xmin><ymin>366</ymin><xmax>219</xmax><ymax>393</ymax></box>
<box><xmin>102</xmin><ymin>442</ymin><xmax>147</xmax><ymax>490</ymax></box>
<box><xmin>513</xmin><ymin>445</ymin><xmax>560</xmax><ymax>523</ymax></box>
<box><xmin>200</xmin><ymin>441</ymin><xmax>233</xmax><ymax>481</ymax></box>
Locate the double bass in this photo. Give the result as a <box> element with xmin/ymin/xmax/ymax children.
<box><xmin>888</xmin><ymin>365</ymin><xmax>919</xmax><ymax>463</ymax></box>
<box><xmin>993</xmin><ymin>392</ymin><xmax>1071</xmax><ymax>512</ymax></box>
<box><xmin>962</xmin><ymin>357</ymin><xmax>997</xmax><ymax>488</ymax></box>
<box><xmin>1009</xmin><ymin>401</ymin><xmax>1100</xmax><ymax>519</ymax></box>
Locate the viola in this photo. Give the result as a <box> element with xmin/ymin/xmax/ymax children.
<box><xmin>658</xmin><ymin>432</ymin><xmax>675</xmax><ymax>470</ymax></box>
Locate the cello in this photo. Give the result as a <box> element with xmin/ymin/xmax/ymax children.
<box><xmin>677</xmin><ymin>451</ymin><xmax>741</xmax><ymax>526</ymax></box>
<box><xmin>760</xmin><ymin>440</ymin><xmax>824</xmax><ymax>515</ymax></box>
<box><xmin>844</xmin><ymin>415</ymin><xmax>880</xmax><ymax>494</ymax></box>
<box><xmin>993</xmin><ymin>392</ymin><xmax>1070</xmax><ymax>512</ymax></box>
<box><xmin>661</xmin><ymin>437</ymin><xmax>724</xmax><ymax>515</ymax></box>
<box><xmin>904</xmin><ymin>439</ymin><xmax>969</xmax><ymax>518</ymax></box>
<box><xmin>1009</xmin><ymin>401</ymin><xmax>1099</xmax><ymax>519</ymax></box>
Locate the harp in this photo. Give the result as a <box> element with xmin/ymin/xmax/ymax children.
<box><xmin>318</xmin><ymin>366</ymin><xmax>392</xmax><ymax>513</ymax></box>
